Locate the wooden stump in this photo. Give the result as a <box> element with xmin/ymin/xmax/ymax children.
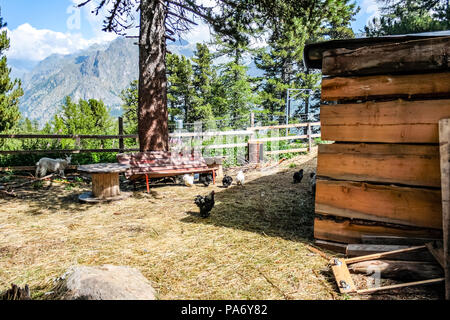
<box><xmin>92</xmin><ymin>173</ymin><xmax>120</xmax><ymax>199</ymax></box>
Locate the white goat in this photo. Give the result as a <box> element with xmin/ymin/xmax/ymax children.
<box><xmin>35</xmin><ymin>156</ymin><xmax>71</xmax><ymax>178</ymax></box>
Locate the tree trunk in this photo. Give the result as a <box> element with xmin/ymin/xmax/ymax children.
<box><xmin>138</xmin><ymin>0</ymin><xmax>169</xmax><ymax>151</ymax></box>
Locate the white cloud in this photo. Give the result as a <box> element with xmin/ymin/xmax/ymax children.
<box><xmin>3</xmin><ymin>23</ymin><xmax>117</xmax><ymax>62</ymax></box>
<box><xmin>361</xmin><ymin>0</ymin><xmax>381</xmax><ymax>23</ymax></box>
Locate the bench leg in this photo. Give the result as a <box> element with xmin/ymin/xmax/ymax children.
<box><xmin>212</xmin><ymin>170</ymin><xmax>216</xmax><ymax>185</ymax></box>
<box><xmin>145</xmin><ymin>174</ymin><xmax>150</xmax><ymax>193</ymax></box>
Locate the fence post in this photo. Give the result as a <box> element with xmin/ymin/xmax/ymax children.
<box><xmin>250</xmin><ymin>112</ymin><xmax>254</xmax><ymax>128</ymax></box>
<box><xmin>307</xmin><ymin>122</ymin><xmax>312</xmax><ymax>153</ymax></box>
<box><xmin>118</xmin><ymin>117</ymin><xmax>124</xmax><ymax>153</ymax></box>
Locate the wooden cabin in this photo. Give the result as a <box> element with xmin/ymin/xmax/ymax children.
<box><xmin>304</xmin><ymin>32</ymin><xmax>450</xmax><ymax>245</ymax></box>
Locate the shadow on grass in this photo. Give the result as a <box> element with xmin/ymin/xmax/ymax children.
<box><xmin>180</xmin><ymin>157</ymin><xmax>317</xmax><ymax>243</ymax></box>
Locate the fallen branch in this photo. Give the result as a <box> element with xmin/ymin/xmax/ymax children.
<box><xmin>9</xmin><ymin>174</ymin><xmax>54</xmax><ymax>188</ymax></box>
<box><xmin>306</xmin><ymin>245</ymin><xmax>331</xmax><ymax>261</ymax></box>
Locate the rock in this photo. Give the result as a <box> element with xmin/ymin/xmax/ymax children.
<box><xmin>48</xmin><ymin>265</ymin><xmax>157</xmax><ymax>300</ymax></box>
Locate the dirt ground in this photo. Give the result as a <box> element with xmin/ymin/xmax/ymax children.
<box><xmin>0</xmin><ymin>149</ymin><xmax>444</xmax><ymax>300</ymax></box>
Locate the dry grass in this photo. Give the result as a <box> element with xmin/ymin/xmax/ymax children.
<box><xmin>0</xmin><ymin>148</ymin><xmax>442</xmax><ymax>300</ymax></box>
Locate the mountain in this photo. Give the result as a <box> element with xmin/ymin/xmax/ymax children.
<box><xmin>19</xmin><ymin>37</ymin><xmax>138</xmax><ymax>125</ymax></box>
<box><xmin>17</xmin><ymin>36</ymin><xmax>260</xmax><ymax>126</ymax></box>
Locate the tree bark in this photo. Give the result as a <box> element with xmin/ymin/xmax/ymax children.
<box><xmin>138</xmin><ymin>0</ymin><xmax>169</xmax><ymax>151</ymax></box>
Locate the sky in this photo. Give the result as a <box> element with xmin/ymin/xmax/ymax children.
<box><xmin>0</xmin><ymin>0</ymin><xmax>380</xmax><ymax>63</ymax></box>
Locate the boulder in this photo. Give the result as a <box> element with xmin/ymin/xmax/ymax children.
<box><xmin>47</xmin><ymin>265</ymin><xmax>157</xmax><ymax>300</ymax></box>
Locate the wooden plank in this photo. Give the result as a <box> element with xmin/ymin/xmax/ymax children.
<box><xmin>331</xmin><ymin>259</ymin><xmax>357</xmax><ymax>294</ymax></box>
<box><xmin>322</xmin><ymin>36</ymin><xmax>450</xmax><ymax>76</ymax></box>
<box><xmin>361</xmin><ymin>235</ymin><xmax>440</xmax><ymax>246</ymax></box>
<box><xmin>346</xmin><ymin>244</ymin><xmax>434</xmax><ymax>262</ymax></box>
<box><xmin>345</xmin><ymin>245</ymin><xmax>427</xmax><ymax>264</ymax></box>
<box><xmin>320</xmin><ymin>99</ymin><xmax>450</xmax><ymax>143</ymax></box>
<box><xmin>265</xmin><ymin>148</ymin><xmax>308</xmax><ymax>155</ymax></box>
<box><xmin>356</xmin><ymin>278</ymin><xmax>444</xmax><ymax>295</ymax></box>
<box><xmin>314</xmin><ymin>239</ymin><xmax>347</xmax><ymax>254</ymax></box>
<box><xmin>438</xmin><ymin>118</ymin><xmax>450</xmax><ymax>300</ymax></box>
<box><xmin>321</xmin><ymin>72</ymin><xmax>450</xmax><ymax>101</ymax></box>
<box><xmin>314</xmin><ymin>217</ymin><xmax>443</xmax><ymax>244</ymax></box>
<box><xmin>316</xmin><ymin>179</ymin><xmax>443</xmax><ymax>229</ymax></box>
<box><xmin>317</xmin><ymin>143</ymin><xmax>441</xmax><ymax>187</ymax></box>
<box><xmin>426</xmin><ymin>242</ymin><xmax>445</xmax><ymax>269</ymax></box>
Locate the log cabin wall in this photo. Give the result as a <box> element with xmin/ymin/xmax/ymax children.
<box><xmin>313</xmin><ymin>36</ymin><xmax>450</xmax><ymax>244</ymax></box>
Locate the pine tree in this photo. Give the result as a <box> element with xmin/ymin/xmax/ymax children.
<box><xmin>166</xmin><ymin>54</ymin><xmax>196</xmax><ymax>125</ymax></box>
<box><xmin>190</xmin><ymin>43</ymin><xmax>215</xmax><ymax>126</ymax></box>
<box><xmin>78</xmin><ymin>0</ymin><xmax>328</xmax><ymax>151</ymax></box>
<box><xmin>48</xmin><ymin>97</ymin><xmax>114</xmax><ymax>149</ymax></box>
<box><xmin>254</xmin><ymin>1</ymin><xmax>357</xmax><ymax>124</ymax></box>
<box><xmin>120</xmin><ymin>80</ymin><xmax>139</xmax><ymax>134</ymax></box>
<box><xmin>0</xmin><ymin>11</ymin><xmax>23</xmax><ymax>133</ymax></box>
<box><xmin>364</xmin><ymin>0</ymin><xmax>450</xmax><ymax>36</ymax></box>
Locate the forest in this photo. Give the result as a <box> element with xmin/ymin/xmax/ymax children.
<box><xmin>0</xmin><ymin>0</ymin><xmax>449</xmax><ymax>167</ymax></box>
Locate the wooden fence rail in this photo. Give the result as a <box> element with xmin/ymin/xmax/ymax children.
<box><xmin>0</xmin><ymin>117</ymin><xmax>321</xmax><ymax>157</ymax></box>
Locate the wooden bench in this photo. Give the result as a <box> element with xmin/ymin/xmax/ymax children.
<box><xmin>117</xmin><ymin>151</ymin><xmax>216</xmax><ymax>192</ymax></box>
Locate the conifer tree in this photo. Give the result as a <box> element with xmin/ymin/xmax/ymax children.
<box><xmin>255</xmin><ymin>1</ymin><xmax>357</xmax><ymax>123</ymax></box>
<box><xmin>0</xmin><ymin>11</ymin><xmax>23</xmax><ymax>133</ymax></box>
<box><xmin>190</xmin><ymin>43</ymin><xmax>215</xmax><ymax>127</ymax></box>
<box><xmin>364</xmin><ymin>0</ymin><xmax>450</xmax><ymax>36</ymax></box>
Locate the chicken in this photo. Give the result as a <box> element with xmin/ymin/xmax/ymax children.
<box><xmin>222</xmin><ymin>175</ymin><xmax>233</xmax><ymax>188</ymax></box>
<box><xmin>199</xmin><ymin>173</ymin><xmax>213</xmax><ymax>187</ymax></box>
<box><xmin>293</xmin><ymin>169</ymin><xmax>304</xmax><ymax>184</ymax></box>
<box><xmin>194</xmin><ymin>191</ymin><xmax>215</xmax><ymax>218</ymax></box>
<box><xmin>236</xmin><ymin>170</ymin><xmax>245</xmax><ymax>186</ymax></box>
<box><xmin>182</xmin><ymin>174</ymin><xmax>195</xmax><ymax>187</ymax></box>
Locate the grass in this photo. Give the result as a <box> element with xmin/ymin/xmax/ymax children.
<box><xmin>0</xmin><ymin>148</ymin><xmax>442</xmax><ymax>300</ymax></box>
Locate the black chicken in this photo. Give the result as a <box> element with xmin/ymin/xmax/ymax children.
<box><xmin>199</xmin><ymin>173</ymin><xmax>213</xmax><ymax>187</ymax></box>
<box><xmin>293</xmin><ymin>169</ymin><xmax>304</xmax><ymax>183</ymax></box>
<box><xmin>222</xmin><ymin>175</ymin><xmax>233</xmax><ymax>188</ymax></box>
<box><xmin>194</xmin><ymin>191</ymin><xmax>215</xmax><ymax>218</ymax></box>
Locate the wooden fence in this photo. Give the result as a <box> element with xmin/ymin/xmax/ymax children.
<box><xmin>0</xmin><ymin>116</ymin><xmax>321</xmax><ymax>169</ymax></box>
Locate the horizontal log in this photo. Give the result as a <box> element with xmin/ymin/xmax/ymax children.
<box><xmin>320</xmin><ymin>99</ymin><xmax>450</xmax><ymax>143</ymax></box>
<box><xmin>346</xmin><ymin>244</ymin><xmax>434</xmax><ymax>262</ymax></box>
<box><xmin>321</xmin><ymin>72</ymin><xmax>450</xmax><ymax>101</ymax></box>
<box><xmin>316</xmin><ymin>179</ymin><xmax>442</xmax><ymax>229</ymax></box>
<box><xmin>361</xmin><ymin>235</ymin><xmax>440</xmax><ymax>246</ymax></box>
<box><xmin>314</xmin><ymin>216</ymin><xmax>442</xmax><ymax>244</ymax></box>
<box><xmin>322</xmin><ymin>36</ymin><xmax>450</xmax><ymax>76</ymax></box>
<box><xmin>348</xmin><ymin>260</ymin><xmax>444</xmax><ymax>281</ymax></box>
<box><xmin>317</xmin><ymin>143</ymin><xmax>441</xmax><ymax>187</ymax></box>
<box><xmin>314</xmin><ymin>239</ymin><xmax>348</xmax><ymax>254</ymax></box>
